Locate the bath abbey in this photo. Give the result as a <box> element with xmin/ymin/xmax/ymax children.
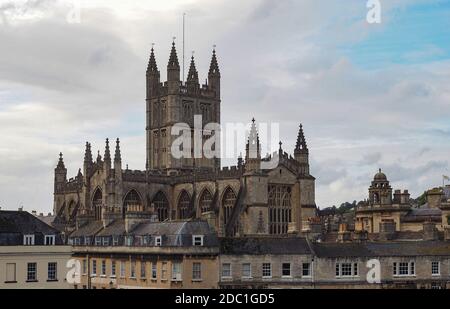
<box><xmin>52</xmin><ymin>42</ymin><xmax>317</xmax><ymax>237</ymax></box>
<box><xmin>5</xmin><ymin>40</ymin><xmax>449</xmax><ymax>290</ymax></box>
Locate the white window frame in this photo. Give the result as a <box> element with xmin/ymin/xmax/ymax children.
<box><xmin>44</xmin><ymin>235</ymin><xmax>55</xmax><ymax>246</ymax></box>
<box><xmin>151</xmin><ymin>262</ymin><xmax>157</xmax><ymax>280</ymax></box>
<box><xmin>262</xmin><ymin>263</ymin><xmax>272</xmax><ymax>279</ymax></box>
<box><xmin>130</xmin><ymin>261</ymin><xmax>136</xmax><ymax>279</ymax></box>
<box><xmin>221</xmin><ymin>263</ymin><xmax>232</xmax><ymax>279</ymax></box>
<box><xmin>27</xmin><ymin>262</ymin><xmax>37</xmax><ymax>282</ymax></box>
<box><xmin>102</xmin><ymin>237</ymin><xmax>109</xmax><ymax>246</ymax></box>
<box><xmin>302</xmin><ymin>262</ymin><xmax>312</xmax><ymax>278</ymax></box>
<box><xmin>192</xmin><ymin>235</ymin><xmax>204</xmax><ymax>247</ymax></box>
<box><xmin>192</xmin><ymin>262</ymin><xmax>202</xmax><ymax>281</ymax></box>
<box><xmin>120</xmin><ymin>261</ymin><xmax>126</xmax><ymax>278</ymax></box>
<box><xmin>82</xmin><ymin>260</ymin><xmax>87</xmax><ymax>275</ymax></box>
<box><xmin>242</xmin><ymin>263</ymin><xmax>252</xmax><ymax>279</ymax></box>
<box><xmin>91</xmin><ymin>260</ymin><xmax>97</xmax><ymax>277</ymax></box>
<box><xmin>47</xmin><ymin>262</ymin><xmax>57</xmax><ymax>281</ymax></box>
<box><xmin>113</xmin><ymin>236</ymin><xmax>119</xmax><ymax>246</ymax></box>
<box><xmin>155</xmin><ymin>236</ymin><xmax>162</xmax><ymax>247</ymax></box>
<box><xmin>393</xmin><ymin>261</ymin><xmax>416</xmax><ymax>277</ymax></box>
<box><xmin>101</xmin><ymin>260</ymin><xmax>106</xmax><ymax>277</ymax></box>
<box><xmin>161</xmin><ymin>262</ymin><xmax>168</xmax><ymax>280</ymax></box>
<box><xmin>171</xmin><ymin>262</ymin><xmax>182</xmax><ymax>281</ymax></box>
<box><xmin>23</xmin><ymin>235</ymin><xmax>35</xmax><ymax>246</ymax></box>
<box><xmin>335</xmin><ymin>262</ymin><xmax>359</xmax><ymax>278</ymax></box>
<box><xmin>431</xmin><ymin>261</ymin><xmax>440</xmax><ymax>276</ymax></box>
<box><xmin>282</xmin><ymin>263</ymin><xmax>292</xmax><ymax>278</ymax></box>
<box><xmin>111</xmin><ymin>261</ymin><xmax>116</xmax><ymax>278</ymax></box>
<box><xmin>141</xmin><ymin>262</ymin><xmax>147</xmax><ymax>279</ymax></box>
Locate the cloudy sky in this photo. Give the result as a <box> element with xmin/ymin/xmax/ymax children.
<box><xmin>1</xmin><ymin>0</ymin><xmax>450</xmax><ymax>213</ymax></box>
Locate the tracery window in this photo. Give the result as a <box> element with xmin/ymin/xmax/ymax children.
<box><xmin>199</xmin><ymin>189</ymin><xmax>213</xmax><ymax>213</ymax></box>
<box><xmin>268</xmin><ymin>185</ymin><xmax>292</xmax><ymax>234</ymax></box>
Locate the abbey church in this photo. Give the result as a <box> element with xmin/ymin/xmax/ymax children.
<box><xmin>52</xmin><ymin>42</ymin><xmax>317</xmax><ymax>237</ymax></box>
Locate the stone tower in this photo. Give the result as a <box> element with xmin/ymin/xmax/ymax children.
<box><xmin>369</xmin><ymin>169</ymin><xmax>393</xmax><ymax>205</ymax></box>
<box><xmin>146</xmin><ymin>43</ymin><xmax>221</xmax><ymax>172</ymax></box>
<box><xmin>294</xmin><ymin>124</ymin><xmax>310</xmax><ymax>176</ymax></box>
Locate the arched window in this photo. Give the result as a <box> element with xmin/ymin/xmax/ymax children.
<box><xmin>153</xmin><ymin>191</ymin><xmax>169</xmax><ymax>222</ymax></box>
<box><xmin>199</xmin><ymin>189</ymin><xmax>213</xmax><ymax>213</ymax></box>
<box><xmin>222</xmin><ymin>187</ymin><xmax>237</xmax><ymax>226</ymax></box>
<box><xmin>178</xmin><ymin>190</ymin><xmax>192</xmax><ymax>219</ymax></box>
<box><xmin>268</xmin><ymin>185</ymin><xmax>292</xmax><ymax>235</ymax></box>
<box><xmin>123</xmin><ymin>190</ymin><xmax>143</xmax><ymax>213</ymax></box>
<box><xmin>92</xmin><ymin>188</ymin><xmax>103</xmax><ymax>220</ymax></box>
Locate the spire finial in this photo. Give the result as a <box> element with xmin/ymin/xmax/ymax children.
<box><xmin>114</xmin><ymin>138</ymin><xmax>122</xmax><ymax>163</ymax></box>
<box><xmin>209</xmin><ymin>47</ymin><xmax>220</xmax><ymax>76</ymax></box>
<box><xmin>104</xmin><ymin>138</ymin><xmax>111</xmax><ymax>163</ymax></box>
<box><xmin>168</xmin><ymin>39</ymin><xmax>180</xmax><ymax>69</ymax></box>
<box><xmin>147</xmin><ymin>44</ymin><xmax>159</xmax><ymax>74</ymax></box>
<box><xmin>57</xmin><ymin>152</ymin><xmax>65</xmax><ymax>169</ymax></box>
<box><xmin>295</xmin><ymin>123</ymin><xmax>308</xmax><ymax>154</ymax></box>
<box><xmin>187</xmin><ymin>52</ymin><xmax>199</xmax><ymax>83</ymax></box>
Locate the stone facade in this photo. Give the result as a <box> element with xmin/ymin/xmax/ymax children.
<box><xmin>53</xmin><ymin>43</ymin><xmax>317</xmax><ymax>239</ymax></box>
<box><xmin>355</xmin><ymin>171</ymin><xmax>449</xmax><ymax>234</ymax></box>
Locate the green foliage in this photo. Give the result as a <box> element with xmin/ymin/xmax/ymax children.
<box><xmin>416</xmin><ymin>192</ymin><xmax>427</xmax><ymax>207</ymax></box>
<box><xmin>319</xmin><ymin>201</ymin><xmax>357</xmax><ymax>217</ymax></box>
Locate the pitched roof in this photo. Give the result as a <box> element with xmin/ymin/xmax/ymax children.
<box><xmin>220</xmin><ymin>237</ymin><xmax>312</xmax><ymax>255</ymax></box>
<box><xmin>312</xmin><ymin>241</ymin><xmax>450</xmax><ymax>258</ymax></box>
<box><xmin>0</xmin><ymin>211</ymin><xmax>59</xmax><ymax>235</ymax></box>
<box><xmin>69</xmin><ymin>221</ymin><xmax>104</xmax><ymax>237</ymax></box>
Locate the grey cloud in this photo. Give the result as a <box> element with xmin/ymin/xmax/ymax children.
<box><xmin>0</xmin><ymin>0</ymin><xmax>449</xmax><ymax>212</ymax></box>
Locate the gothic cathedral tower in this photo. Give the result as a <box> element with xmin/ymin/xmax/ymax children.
<box><xmin>146</xmin><ymin>43</ymin><xmax>221</xmax><ymax>172</ymax></box>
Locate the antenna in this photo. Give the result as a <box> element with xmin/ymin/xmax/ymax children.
<box><xmin>183</xmin><ymin>13</ymin><xmax>186</xmax><ymax>83</ymax></box>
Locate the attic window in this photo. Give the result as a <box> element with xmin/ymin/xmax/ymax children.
<box><xmin>44</xmin><ymin>235</ymin><xmax>55</xmax><ymax>246</ymax></box>
<box><xmin>155</xmin><ymin>236</ymin><xmax>162</xmax><ymax>247</ymax></box>
<box><xmin>193</xmin><ymin>235</ymin><xmax>204</xmax><ymax>246</ymax></box>
<box><xmin>23</xmin><ymin>235</ymin><xmax>35</xmax><ymax>246</ymax></box>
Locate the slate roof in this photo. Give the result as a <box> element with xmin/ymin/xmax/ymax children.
<box><xmin>69</xmin><ymin>219</ymin><xmax>219</xmax><ymax>247</ymax></box>
<box><xmin>403</xmin><ymin>207</ymin><xmax>441</xmax><ymax>222</ymax></box>
<box><xmin>69</xmin><ymin>221</ymin><xmax>104</xmax><ymax>237</ymax></box>
<box><xmin>96</xmin><ymin>219</ymin><xmax>126</xmax><ymax>237</ymax></box>
<box><xmin>0</xmin><ymin>211</ymin><xmax>62</xmax><ymax>245</ymax></box>
<box><xmin>0</xmin><ymin>211</ymin><xmax>59</xmax><ymax>235</ymax></box>
<box><xmin>312</xmin><ymin>241</ymin><xmax>450</xmax><ymax>258</ymax></box>
<box><xmin>132</xmin><ymin>220</ymin><xmax>218</xmax><ymax>247</ymax></box>
<box><xmin>220</xmin><ymin>237</ymin><xmax>312</xmax><ymax>255</ymax></box>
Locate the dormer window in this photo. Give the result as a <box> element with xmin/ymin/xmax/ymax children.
<box><xmin>193</xmin><ymin>235</ymin><xmax>204</xmax><ymax>246</ymax></box>
<box><xmin>23</xmin><ymin>235</ymin><xmax>35</xmax><ymax>246</ymax></box>
<box><xmin>44</xmin><ymin>235</ymin><xmax>55</xmax><ymax>246</ymax></box>
<box><xmin>155</xmin><ymin>236</ymin><xmax>162</xmax><ymax>247</ymax></box>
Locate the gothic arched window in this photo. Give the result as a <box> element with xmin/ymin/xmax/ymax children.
<box><xmin>153</xmin><ymin>191</ymin><xmax>169</xmax><ymax>222</ymax></box>
<box><xmin>222</xmin><ymin>187</ymin><xmax>237</xmax><ymax>226</ymax></box>
<box><xmin>199</xmin><ymin>189</ymin><xmax>213</xmax><ymax>213</ymax></box>
<box><xmin>178</xmin><ymin>190</ymin><xmax>192</xmax><ymax>219</ymax></box>
<box><xmin>123</xmin><ymin>189</ymin><xmax>143</xmax><ymax>214</ymax></box>
<box><xmin>92</xmin><ymin>188</ymin><xmax>103</xmax><ymax>220</ymax></box>
<box><xmin>268</xmin><ymin>185</ymin><xmax>292</xmax><ymax>235</ymax></box>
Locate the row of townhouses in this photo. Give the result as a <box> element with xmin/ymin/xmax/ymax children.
<box><xmin>1</xmin><ymin>209</ymin><xmax>449</xmax><ymax>289</ymax></box>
